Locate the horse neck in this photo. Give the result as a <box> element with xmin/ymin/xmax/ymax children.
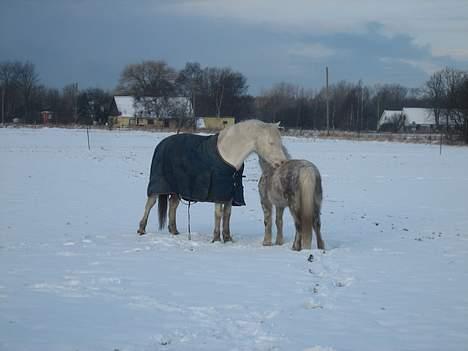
<box><xmin>217</xmin><ymin>124</ymin><xmax>257</xmax><ymax>170</ymax></box>
<box><xmin>258</xmin><ymin>156</ymin><xmax>275</xmax><ymax>175</ymax></box>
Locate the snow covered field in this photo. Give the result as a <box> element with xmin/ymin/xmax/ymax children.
<box><xmin>1</xmin><ymin>127</ymin><xmax>467</xmax><ymax>351</ymax></box>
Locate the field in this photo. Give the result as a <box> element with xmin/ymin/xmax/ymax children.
<box><xmin>1</xmin><ymin>127</ymin><xmax>467</xmax><ymax>351</ymax></box>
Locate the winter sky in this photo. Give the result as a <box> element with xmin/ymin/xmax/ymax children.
<box><xmin>1</xmin><ymin>0</ymin><xmax>468</xmax><ymax>94</ymax></box>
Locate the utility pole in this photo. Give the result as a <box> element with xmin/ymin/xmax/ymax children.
<box><xmin>1</xmin><ymin>86</ymin><xmax>5</xmax><ymax>127</ymax></box>
<box><xmin>360</xmin><ymin>82</ymin><xmax>364</xmax><ymax>135</ymax></box>
<box><xmin>73</xmin><ymin>83</ymin><xmax>79</xmax><ymax>124</ymax></box>
<box><xmin>377</xmin><ymin>98</ymin><xmax>380</xmax><ymax>131</ymax></box>
<box><xmin>326</xmin><ymin>66</ymin><xmax>329</xmax><ymax>136</ymax></box>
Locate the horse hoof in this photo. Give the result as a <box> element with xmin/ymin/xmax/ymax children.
<box><xmin>275</xmin><ymin>240</ymin><xmax>283</xmax><ymax>246</ymax></box>
<box><xmin>223</xmin><ymin>236</ymin><xmax>233</xmax><ymax>243</ymax></box>
<box><xmin>137</xmin><ymin>229</ymin><xmax>146</xmax><ymax>235</ymax></box>
<box><xmin>168</xmin><ymin>226</ymin><xmax>179</xmax><ymax>235</ymax></box>
<box><xmin>263</xmin><ymin>241</ymin><xmax>272</xmax><ymax>246</ymax></box>
<box><xmin>211</xmin><ymin>238</ymin><xmax>221</xmax><ymax>243</ymax></box>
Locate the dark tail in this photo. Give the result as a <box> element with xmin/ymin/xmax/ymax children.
<box><xmin>299</xmin><ymin>168</ymin><xmax>314</xmax><ymax>249</ymax></box>
<box><xmin>158</xmin><ymin>194</ymin><xmax>168</xmax><ymax>230</ymax></box>
<box><xmin>313</xmin><ymin>170</ymin><xmax>325</xmax><ymax>250</ymax></box>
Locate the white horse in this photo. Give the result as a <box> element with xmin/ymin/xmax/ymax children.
<box><xmin>138</xmin><ymin>120</ymin><xmax>288</xmax><ymax>242</ymax></box>
<box><xmin>258</xmin><ymin>154</ymin><xmax>325</xmax><ymax>251</ymax></box>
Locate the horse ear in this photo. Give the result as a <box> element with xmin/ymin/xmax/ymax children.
<box><xmin>273</xmin><ymin>121</ymin><xmax>285</xmax><ymax>131</ymax></box>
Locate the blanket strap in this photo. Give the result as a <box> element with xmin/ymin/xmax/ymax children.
<box><xmin>180</xmin><ymin>197</ymin><xmax>197</xmax><ymax>240</ymax></box>
<box><xmin>187</xmin><ymin>201</ymin><xmax>192</xmax><ymax>241</ymax></box>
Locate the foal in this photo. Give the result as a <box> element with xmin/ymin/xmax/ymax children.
<box><xmin>258</xmin><ymin>156</ymin><xmax>325</xmax><ymax>251</ymax></box>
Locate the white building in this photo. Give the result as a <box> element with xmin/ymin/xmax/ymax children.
<box><xmin>378</xmin><ymin>108</ymin><xmax>443</xmax><ymax>132</ymax></box>
<box><xmin>110</xmin><ymin>96</ymin><xmax>193</xmax><ymax>128</ymax></box>
<box><xmin>112</xmin><ymin>96</ymin><xmax>193</xmax><ymax>119</ymax></box>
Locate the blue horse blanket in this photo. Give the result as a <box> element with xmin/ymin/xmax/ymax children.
<box><xmin>147</xmin><ymin>133</ymin><xmax>245</xmax><ymax>206</ymax></box>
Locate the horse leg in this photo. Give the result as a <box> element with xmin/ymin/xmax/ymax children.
<box><xmin>222</xmin><ymin>202</ymin><xmax>233</xmax><ymax>242</ymax></box>
<box><xmin>292</xmin><ymin>228</ymin><xmax>302</xmax><ymax>251</ymax></box>
<box><xmin>168</xmin><ymin>194</ymin><xmax>180</xmax><ymax>235</ymax></box>
<box><xmin>138</xmin><ymin>195</ymin><xmax>157</xmax><ymax>235</ymax></box>
<box><xmin>212</xmin><ymin>203</ymin><xmax>223</xmax><ymax>242</ymax></box>
<box><xmin>275</xmin><ymin>206</ymin><xmax>285</xmax><ymax>245</ymax></box>
<box><xmin>261</xmin><ymin>198</ymin><xmax>273</xmax><ymax>246</ymax></box>
<box><xmin>313</xmin><ymin>214</ymin><xmax>325</xmax><ymax>250</ymax></box>
<box><xmin>290</xmin><ymin>209</ymin><xmax>302</xmax><ymax>251</ymax></box>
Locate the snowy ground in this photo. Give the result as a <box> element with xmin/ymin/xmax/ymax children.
<box><xmin>1</xmin><ymin>127</ymin><xmax>467</xmax><ymax>351</ymax></box>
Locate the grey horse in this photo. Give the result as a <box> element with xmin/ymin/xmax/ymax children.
<box><xmin>258</xmin><ymin>154</ymin><xmax>325</xmax><ymax>251</ymax></box>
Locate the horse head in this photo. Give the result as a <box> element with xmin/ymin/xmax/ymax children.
<box><xmin>254</xmin><ymin>122</ymin><xmax>288</xmax><ymax>168</ymax></box>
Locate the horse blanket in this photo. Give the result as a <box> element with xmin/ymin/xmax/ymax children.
<box><xmin>147</xmin><ymin>133</ymin><xmax>245</xmax><ymax>206</ymax></box>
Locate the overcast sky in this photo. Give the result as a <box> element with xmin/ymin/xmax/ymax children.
<box><xmin>1</xmin><ymin>0</ymin><xmax>468</xmax><ymax>94</ymax></box>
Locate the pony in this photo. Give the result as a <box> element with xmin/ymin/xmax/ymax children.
<box><xmin>138</xmin><ymin>120</ymin><xmax>288</xmax><ymax>242</ymax></box>
<box><xmin>258</xmin><ymin>152</ymin><xmax>325</xmax><ymax>251</ymax></box>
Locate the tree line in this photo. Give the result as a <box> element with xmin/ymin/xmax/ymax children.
<box><xmin>1</xmin><ymin>59</ymin><xmax>467</xmax><ymax>141</ymax></box>
<box><xmin>0</xmin><ymin>61</ymin><xmax>112</xmax><ymax>125</ymax></box>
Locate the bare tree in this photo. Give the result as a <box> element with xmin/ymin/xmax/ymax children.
<box><xmin>441</xmin><ymin>68</ymin><xmax>466</xmax><ymax>133</ymax></box>
<box><xmin>15</xmin><ymin>62</ymin><xmax>39</xmax><ymax>123</ymax></box>
<box><xmin>202</xmin><ymin>67</ymin><xmax>245</xmax><ymax>117</ymax></box>
<box><xmin>257</xmin><ymin>82</ymin><xmax>298</xmax><ymax>124</ymax></box>
<box><xmin>176</xmin><ymin>62</ymin><xmax>203</xmax><ymax>115</ymax></box>
<box><xmin>59</xmin><ymin>84</ymin><xmax>79</xmax><ymax>124</ymax></box>
<box><xmin>425</xmin><ymin>71</ymin><xmax>444</xmax><ymax>128</ymax></box>
<box><xmin>0</xmin><ymin>61</ymin><xmax>40</xmax><ymax>123</ymax></box>
<box><xmin>77</xmin><ymin>88</ymin><xmax>113</xmax><ymax>125</ymax></box>
<box><xmin>198</xmin><ymin>67</ymin><xmax>248</xmax><ymax>118</ymax></box>
<box><xmin>388</xmin><ymin>113</ymin><xmax>406</xmax><ymax>132</ymax></box>
<box><xmin>117</xmin><ymin>60</ymin><xmax>178</xmax><ymax>119</ymax></box>
<box><xmin>117</xmin><ymin>60</ymin><xmax>177</xmax><ymax>98</ymax></box>
<box><xmin>0</xmin><ymin>61</ymin><xmax>20</xmax><ymax>123</ymax></box>
<box><xmin>425</xmin><ymin>67</ymin><xmax>468</xmax><ymax>139</ymax></box>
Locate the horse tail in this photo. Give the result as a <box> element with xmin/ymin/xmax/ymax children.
<box><xmin>299</xmin><ymin>166</ymin><xmax>322</xmax><ymax>249</ymax></box>
<box><xmin>311</xmin><ymin>166</ymin><xmax>324</xmax><ymax>249</ymax></box>
<box><xmin>158</xmin><ymin>194</ymin><xmax>168</xmax><ymax>230</ymax></box>
<box><xmin>313</xmin><ymin>170</ymin><xmax>323</xmax><ymax>225</ymax></box>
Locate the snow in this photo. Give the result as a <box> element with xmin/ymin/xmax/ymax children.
<box><xmin>1</xmin><ymin>127</ymin><xmax>467</xmax><ymax>351</ymax></box>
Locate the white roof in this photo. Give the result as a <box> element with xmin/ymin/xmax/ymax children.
<box><xmin>113</xmin><ymin>96</ymin><xmax>193</xmax><ymax>118</ymax></box>
<box><xmin>378</xmin><ymin>110</ymin><xmax>403</xmax><ymax>128</ymax></box>
<box><xmin>402</xmin><ymin>108</ymin><xmax>436</xmax><ymax>126</ymax></box>
<box><xmin>114</xmin><ymin>96</ymin><xmax>137</xmax><ymax>117</ymax></box>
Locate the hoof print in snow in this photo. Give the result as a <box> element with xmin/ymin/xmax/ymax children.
<box><xmin>160</xmin><ymin>337</ymin><xmax>171</xmax><ymax>346</ymax></box>
<box><xmin>304</xmin><ymin>299</ymin><xmax>323</xmax><ymax>310</ymax></box>
<box><xmin>307</xmin><ymin>254</ymin><xmax>314</xmax><ymax>262</ymax></box>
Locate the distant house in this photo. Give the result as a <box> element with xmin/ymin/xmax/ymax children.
<box><xmin>41</xmin><ymin>110</ymin><xmax>54</xmax><ymax>124</ymax></box>
<box><xmin>378</xmin><ymin>108</ymin><xmax>448</xmax><ymax>132</ymax></box>
<box><xmin>109</xmin><ymin>96</ymin><xmax>193</xmax><ymax>128</ymax></box>
<box><xmin>196</xmin><ymin>116</ymin><xmax>235</xmax><ymax>130</ymax></box>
